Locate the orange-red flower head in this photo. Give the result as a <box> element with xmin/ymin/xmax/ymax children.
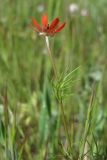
<box><xmin>31</xmin><ymin>14</ymin><xmax>66</xmax><ymax>36</ymax></box>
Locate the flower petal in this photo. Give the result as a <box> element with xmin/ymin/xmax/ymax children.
<box><xmin>49</xmin><ymin>18</ymin><xmax>59</xmax><ymax>30</ymax></box>
<box><xmin>42</xmin><ymin>14</ymin><xmax>48</xmax><ymax>27</ymax></box>
<box><xmin>55</xmin><ymin>23</ymin><xmax>66</xmax><ymax>33</ymax></box>
<box><xmin>32</xmin><ymin>18</ymin><xmax>42</xmax><ymax>31</ymax></box>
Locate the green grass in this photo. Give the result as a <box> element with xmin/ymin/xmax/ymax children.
<box><xmin>0</xmin><ymin>0</ymin><xmax>107</xmax><ymax>159</ymax></box>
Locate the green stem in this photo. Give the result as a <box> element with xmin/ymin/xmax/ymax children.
<box><xmin>45</xmin><ymin>36</ymin><xmax>72</xmax><ymax>152</ymax></box>
<box><xmin>3</xmin><ymin>85</ymin><xmax>9</xmax><ymax>159</ymax></box>
<box><xmin>79</xmin><ymin>84</ymin><xmax>95</xmax><ymax>159</ymax></box>
<box><xmin>60</xmin><ymin>99</ymin><xmax>72</xmax><ymax>152</ymax></box>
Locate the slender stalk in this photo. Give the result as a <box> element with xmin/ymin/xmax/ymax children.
<box><xmin>79</xmin><ymin>83</ymin><xmax>96</xmax><ymax>159</ymax></box>
<box><xmin>45</xmin><ymin>36</ymin><xmax>72</xmax><ymax>152</ymax></box>
<box><xmin>3</xmin><ymin>85</ymin><xmax>9</xmax><ymax>159</ymax></box>
<box><xmin>45</xmin><ymin>36</ymin><xmax>57</xmax><ymax>79</ymax></box>
<box><xmin>60</xmin><ymin>99</ymin><xmax>72</xmax><ymax>152</ymax></box>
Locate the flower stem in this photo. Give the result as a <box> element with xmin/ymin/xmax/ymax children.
<box><xmin>60</xmin><ymin>99</ymin><xmax>72</xmax><ymax>152</ymax></box>
<box><xmin>45</xmin><ymin>36</ymin><xmax>57</xmax><ymax>79</ymax></box>
<box><xmin>45</xmin><ymin>36</ymin><xmax>72</xmax><ymax>152</ymax></box>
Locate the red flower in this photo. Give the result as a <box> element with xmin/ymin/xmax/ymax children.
<box><xmin>31</xmin><ymin>14</ymin><xmax>66</xmax><ymax>36</ymax></box>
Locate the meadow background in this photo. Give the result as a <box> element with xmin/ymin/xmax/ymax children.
<box><xmin>0</xmin><ymin>0</ymin><xmax>107</xmax><ymax>159</ymax></box>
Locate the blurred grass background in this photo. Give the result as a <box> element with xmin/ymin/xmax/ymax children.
<box><xmin>0</xmin><ymin>0</ymin><xmax>107</xmax><ymax>159</ymax></box>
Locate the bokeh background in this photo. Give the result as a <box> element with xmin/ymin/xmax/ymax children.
<box><xmin>0</xmin><ymin>0</ymin><xmax>107</xmax><ymax>159</ymax></box>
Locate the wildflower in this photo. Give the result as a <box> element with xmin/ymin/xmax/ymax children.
<box><xmin>69</xmin><ymin>3</ymin><xmax>79</xmax><ymax>14</ymax></box>
<box><xmin>80</xmin><ymin>9</ymin><xmax>89</xmax><ymax>17</ymax></box>
<box><xmin>31</xmin><ymin>14</ymin><xmax>66</xmax><ymax>36</ymax></box>
<box><xmin>37</xmin><ymin>4</ymin><xmax>44</xmax><ymax>13</ymax></box>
